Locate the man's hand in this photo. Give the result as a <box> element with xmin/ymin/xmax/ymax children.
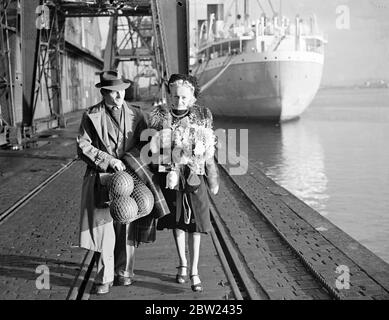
<box><xmin>109</xmin><ymin>158</ymin><xmax>126</xmax><ymax>172</ymax></box>
<box><xmin>210</xmin><ymin>185</ymin><xmax>219</xmax><ymax>195</ymax></box>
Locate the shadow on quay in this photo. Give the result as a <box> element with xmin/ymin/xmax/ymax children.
<box><xmin>0</xmin><ymin>254</ymin><xmax>80</xmax><ymax>288</ymax></box>
<box><xmin>130</xmin><ymin>269</ymin><xmax>186</xmax><ymax>294</ymax></box>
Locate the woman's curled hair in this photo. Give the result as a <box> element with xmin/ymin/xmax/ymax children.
<box><xmin>167</xmin><ymin>73</ymin><xmax>201</xmax><ymax>99</ymax></box>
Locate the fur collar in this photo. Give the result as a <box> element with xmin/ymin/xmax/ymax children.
<box><xmin>149</xmin><ymin>105</ymin><xmax>171</xmax><ymax>130</ymax></box>
<box><xmin>149</xmin><ymin>104</ymin><xmax>212</xmax><ymax>130</ymax></box>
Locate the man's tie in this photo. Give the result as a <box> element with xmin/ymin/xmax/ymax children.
<box><xmin>109</xmin><ymin>106</ymin><xmax>121</xmax><ymax>127</ymax></box>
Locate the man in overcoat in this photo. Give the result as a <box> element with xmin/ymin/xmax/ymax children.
<box><xmin>77</xmin><ymin>70</ymin><xmax>147</xmax><ymax>294</ymax></box>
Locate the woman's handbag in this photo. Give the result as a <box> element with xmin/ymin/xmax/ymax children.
<box><xmin>185</xmin><ymin>170</ymin><xmax>201</xmax><ymax>193</ymax></box>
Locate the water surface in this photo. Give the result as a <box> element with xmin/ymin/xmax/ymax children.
<box><xmin>214</xmin><ymin>88</ymin><xmax>389</xmax><ymax>263</ymax></box>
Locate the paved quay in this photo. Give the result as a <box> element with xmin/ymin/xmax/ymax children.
<box><xmin>0</xmin><ymin>113</ymin><xmax>82</xmax><ymax>218</ymax></box>
<box><xmin>0</xmin><ymin>113</ymin><xmax>86</xmax><ymax>300</ymax></box>
<box><xmin>87</xmin><ymin>229</ymin><xmax>232</xmax><ymax>300</ymax></box>
<box><xmin>0</xmin><ymin>160</ymin><xmax>86</xmax><ymax>300</ymax></box>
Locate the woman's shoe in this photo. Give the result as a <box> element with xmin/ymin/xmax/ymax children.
<box><xmin>176</xmin><ymin>266</ymin><xmax>188</xmax><ymax>284</ymax></box>
<box><xmin>190</xmin><ymin>275</ymin><xmax>203</xmax><ymax>292</ymax></box>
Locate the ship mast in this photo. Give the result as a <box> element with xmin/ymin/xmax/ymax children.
<box><xmin>254</xmin><ymin>0</ymin><xmax>268</xmax><ymax>15</ymax></box>
<box><xmin>279</xmin><ymin>0</ymin><xmax>282</xmax><ymax>18</ymax></box>
<box><xmin>244</xmin><ymin>0</ymin><xmax>249</xmax><ymax>22</ymax></box>
<box><xmin>267</xmin><ymin>0</ymin><xmax>276</xmax><ymax>15</ymax></box>
<box><xmin>235</xmin><ymin>0</ymin><xmax>238</xmax><ymax>25</ymax></box>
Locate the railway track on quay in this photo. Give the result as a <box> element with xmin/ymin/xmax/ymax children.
<box><xmin>0</xmin><ymin>159</ymin><xmax>77</xmax><ymax>226</ymax></box>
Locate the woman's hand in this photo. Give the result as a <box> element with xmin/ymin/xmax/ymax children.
<box><xmin>210</xmin><ymin>185</ymin><xmax>219</xmax><ymax>195</ymax></box>
<box><xmin>160</xmin><ymin>128</ymin><xmax>172</xmax><ymax>148</ymax></box>
<box><xmin>166</xmin><ymin>170</ymin><xmax>179</xmax><ymax>189</ymax></box>
<box><xmin>150</xmin><ymin>132</ymin><xmax>160</xmax><ymax>153</ymax></box>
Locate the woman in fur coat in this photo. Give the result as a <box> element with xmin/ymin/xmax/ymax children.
<box><xmin>148</xmin><ymin>74</ymin><xmax>219</xmax><ymax>292</ymax></box>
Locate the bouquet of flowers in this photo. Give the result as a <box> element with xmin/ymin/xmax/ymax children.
<box><xmin>163</xmin><ymin>116</ymin><xmax>216</xmax><ymax>189</ymax></box>
<box><xmin>149</xmin><ymin>105</ymin><xmax>217</xmax><ymax>190</ymax></box>
<box><xmin>171</xmin><ymin>120</ymin><xmax>216</xmax><ymax>172</ymax></box>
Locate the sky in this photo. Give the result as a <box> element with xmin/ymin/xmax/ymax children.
<box><xmin>281</xmin><ymin>0</ymin><xmax>389</xmax><ymax>86</ymax></box>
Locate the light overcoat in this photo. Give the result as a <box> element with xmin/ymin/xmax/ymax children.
<box><xmin>77</xmin><ymin>101</ymin><xmax>146</xmax><ymax>252</ymax></box>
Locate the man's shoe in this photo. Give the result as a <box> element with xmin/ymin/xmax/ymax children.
<box><xmin>91</xmin><ymin>281</ymin><xmax>113</xmax><ymax>295</ymax></box>
<box><xmin>114</xmin><ymin>275</ymin><xmax>133</xmax><ymax>286</ymax></box>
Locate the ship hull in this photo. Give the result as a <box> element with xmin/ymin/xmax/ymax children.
<box><xmin>194</xmin><ymin>51</ymin><xmax>324</xmax><ymax>121</ymax></box>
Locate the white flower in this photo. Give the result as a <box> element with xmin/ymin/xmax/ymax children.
<box><xmin>166</xmin><ymin>170</ymin><xmax>179</xmax><ymax>189</ymax></box>
<box><xmin>194</xmin><ymin>142</ymin><xmax>206</xmax><ymax>156</ymax></box>
<box><xmin>160</xmin><ymin>128</ymin><xmax>172</xmax><ymax>148</ymax></box>
<box><xmin>168</xmin><ymin>116</ymin><xmax>216</xmax><ymax>171</ymax></box>
<box><xmin>180</xmin><ymin>154</ymin><xmax>190</xmax><ymax>165</ymax></box>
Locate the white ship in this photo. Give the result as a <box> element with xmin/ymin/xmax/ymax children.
<box><xmin>191</xmin><ymin>0</ymin><xmax>326</xmax><ymax>121</ymax></box>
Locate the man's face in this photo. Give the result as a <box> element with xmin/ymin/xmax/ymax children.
<box><xmin>170</xmin><ymin>85</ymin><xmax>195</xmax><ymax>110</ymax></box>
<box><xmin>102</xmin><ymin>89</ymin><xmax>125</xmax><ymax>107</ymax></box>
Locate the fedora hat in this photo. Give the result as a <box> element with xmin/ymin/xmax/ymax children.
<box><xmin>95</xmin><ymin>70</ymin><xmax>132</xmax><ymax>91</ymax></box>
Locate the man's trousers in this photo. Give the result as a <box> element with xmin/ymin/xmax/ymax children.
<box><xmin>95</xmin><ymin>221</ymin><xmax>136</xmax><ymax>284</ymax></box>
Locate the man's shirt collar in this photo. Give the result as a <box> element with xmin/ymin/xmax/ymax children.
<box><xmin>104</xmin><ymin>102</ymin><xmax>122</xmax><ymax>110</ymax></box>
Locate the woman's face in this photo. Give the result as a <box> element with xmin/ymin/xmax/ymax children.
<box><xmin>170</xmin><ymin>85</ymin><xmax>195</xmax><ymax>110</ymax></box>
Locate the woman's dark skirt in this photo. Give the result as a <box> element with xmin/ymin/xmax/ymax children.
<box><xmin>156</xmin><ymin>173</ymin><xmax>211</xmax><ymax>234</ymax></box>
